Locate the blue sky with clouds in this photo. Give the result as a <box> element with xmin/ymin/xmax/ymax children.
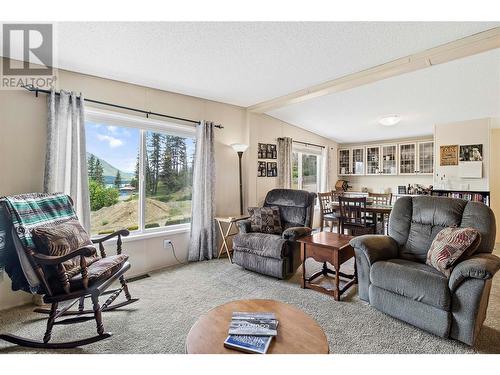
<box><xmin>85</xmin><ymin>121</ymin><xmax>196</xmax><ymax>173</ymax></box>
<box><xmin>86</xmin><ymin>121</ymin><xmax>139</xmax><ymax>173</ymax></box>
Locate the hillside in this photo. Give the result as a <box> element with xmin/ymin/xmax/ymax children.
<box><xmin>87</xmin><ymin>152</ymin><xmax>134</xmax><ymax>183</ymax></box>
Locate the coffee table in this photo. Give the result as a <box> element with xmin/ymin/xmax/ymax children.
<box><xmin>185</xmin><ymin>299</ymin><xmax>329</xmax><ymax>354</ymax></box>
<box><xmin>297</xmin><ymin>232</ymin><xmax>356</xmax><ymax>301</ymax></box>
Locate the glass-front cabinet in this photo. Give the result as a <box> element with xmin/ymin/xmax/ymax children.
<box><xmin>366</xmin><ymin>146</ymin><xmax>380</xmax><ymax>175</ymax></box>
<box><xmin>418</xmin><ymin>141</ymin><xmax>434</xmax><ymax>175</ymax></box>
<box><xmin>399</xmin><ymin>143</ymin><xmax>416</xmax><ymax>175</ymax></box>
<box><xmin>351</xmin><ymin>147</ymin><xmax>365</xmax><ymax>175</ymax></box>
<box><xmin>381</xmin><ymin>144</ymin><xmax>397</xmax><ymax>175</ymax></box>
<box><xmin>338</xmin><ymin>149</ymin><xmax>350</xmax><ymax>176</ymax></box>
<box><xmin>337</xmin><ymin>140</ymin><xmax>433</xmax><ymax>177</ymax></box>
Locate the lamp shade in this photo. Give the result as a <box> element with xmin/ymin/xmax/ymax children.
<box><xmin>231</xmin><ymin>143</ymin><xmax>249</xmax><ymax>153</ymax></box>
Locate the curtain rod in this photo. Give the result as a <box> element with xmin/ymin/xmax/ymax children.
<box><xmin>22</xmin><ymin>85</ymin><xmax>224</xmax><ymax>129</ymax></box>
<box><xmin>290</xmin><ymin>139</ymin><xmax>325</xmax><ymax>149</ymax></box>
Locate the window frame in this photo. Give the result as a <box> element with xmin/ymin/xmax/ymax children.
<box><xmin>85</xmin><ymin>107</ymin><xmax>196</xmax><ymax>237</ymax></box>
<box><xmin>292</xmin><ymin>144</ymin><xmax>324</xmax><ymax>193</ymax></box>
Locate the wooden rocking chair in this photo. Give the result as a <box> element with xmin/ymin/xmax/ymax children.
<box><xmin>0</xmin><ymin>195</ymin><xmax>138</xmax><ymax>349</ymax></box>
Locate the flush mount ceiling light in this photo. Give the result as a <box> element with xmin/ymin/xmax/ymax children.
<box><xmin>378</xmin><ymin>115</ymin><xmax>401</xmax><ymax>126</ymax></box>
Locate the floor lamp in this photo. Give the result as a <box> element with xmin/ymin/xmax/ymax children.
<box><xmin>231</xmin><ymin>143</ymin><xmax>249</xmax><ymax>215</ymax></box>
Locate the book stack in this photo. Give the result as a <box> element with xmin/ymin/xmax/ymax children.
<box><xmin>223</xmin><ymin>312</ymin><xmax>278</xmax><ymax>354</ymax></box>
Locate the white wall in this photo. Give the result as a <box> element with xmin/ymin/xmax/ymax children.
<box><xmin>434</xmin><ymin>118</ymin><xmax>492</xmax><ymax>192</ymax></box>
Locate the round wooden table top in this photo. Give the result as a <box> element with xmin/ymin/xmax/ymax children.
<box><xmin>185</xmin><ymin>299</ymin><xmax>329</xmax><ymax>354</ymax></box>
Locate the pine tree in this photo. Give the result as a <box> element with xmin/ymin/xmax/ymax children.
<box><xmin>88</xmin><ymin>154</ymin><xmax>96</xmax><ymax>181</ymax></box>
<box><xmin>131</xmin><ymin>152</ymin><xmax>140</xmax><ymax>189</ymax></box>
<box><xmin>94</xmin><ymin>158</ymin><xmax>105</xmax><ymax>185</ymax></box>
<box><xmin>114</xmin><ymin>170</ymin><xmax>122</xmax><ymax>188</ymax></box>
<box><xmin>147</xmin><ymin>132</ymin><xmax>163</xmax><ymax>195</ymax></box>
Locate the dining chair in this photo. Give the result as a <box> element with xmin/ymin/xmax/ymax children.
<box><xmin>368</xmin><ymin>192</ymin><xmax>392</xmax><ymax>234</ymax></box>
<box><xmin>317</xmin><ymin>191</ymin><xmax>339</xmax><ymax>233</ymax></box>
<box><xmin>338</xmin><ymin>196</ymin><xmax>376</xmax><ymax>236</ymax></box>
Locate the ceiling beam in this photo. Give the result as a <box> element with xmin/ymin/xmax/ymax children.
<box><xmin>247</xmin><ymin>27</ymin><xmax>500</xmax><ymax>114</ymax></box>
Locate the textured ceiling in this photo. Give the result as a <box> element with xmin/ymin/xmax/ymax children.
<box><xmin>268</xmin><ymin>49</ymin><xmax>500</xmax><ymax>143</ymax></box>
<box><xmin>50</xmin><ymin>22</ymin><xmax>498</xmax><ymax>107</ymax></box>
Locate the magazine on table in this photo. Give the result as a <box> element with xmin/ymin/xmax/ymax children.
<box><xmin>223</xmin><ymin>334</ymin><xmax>274</xmax><ymax>354</ymax></box>
<box><xmin>228</xmin><ymin>312</ymin><xmax>278</xmax><ymax>336</ymax></box>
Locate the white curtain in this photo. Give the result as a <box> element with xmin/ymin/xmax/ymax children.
<box><xmin>188</xmin><ymin>121</ymin><xmax>216</xmax><ymax>261</ymax></box>
<box><xmin>277</xmin><ymin>137</ymin><xmax>293</xmax><ymax>188</ymax></box>
<box><xmin>321</xmin><ymin>146</ymin><xmax>330</xmax><ymax>192</ymax></box>
<box><xmin>45</xmin><ymin>90</ymin><xmax>91</xmax><ymax>231</ymax></box>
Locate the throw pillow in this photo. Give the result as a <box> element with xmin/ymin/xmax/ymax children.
<box><xmin>247</xmin><ymin>206</ymin><xmax>282</xmax><ymax>234</ymax></box>
<box><xmin>32</xmin><ymin>219</ymin><xmax>98</xmax><ymax>284</ymax></box>
<box><xmin>426</xmin><ymin>227</ymin><xmax>481</xmax><ymax>277</ymax></box>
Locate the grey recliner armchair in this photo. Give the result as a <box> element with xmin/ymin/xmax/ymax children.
<box><xmin>351</xmin><ymin>196</ymin><xmax>499</xmax><ymax>346</ymax></box>
<box><xmin>232</xmin><ymin>189</ymin><xmax>316</xmax><ymax>279</ymax></box>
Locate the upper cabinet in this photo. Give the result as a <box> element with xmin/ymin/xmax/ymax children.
<box><xmin>351</xmin><ymin>147</ymin><xmax>365</xmax><ymax>175</ymax></box>
<box><xmin>337</xmin><ymin>140</ymin><xmax>433</xmax><ymax>177</ymax></box>
<box><xmin>381</xmin><ymin>144</ymin><xmax>398</xmax><ymax>175</ymax></box>
<box><xmin>399</xmin><ymin>141</ymin><xmax>434</xmax><ymax>175</ymax></box>
<box><xmin>338</xmin><ymin>149</ymin><xmax>351</xmax><ymax>176</ymax></box>
<box><xmin>418</xmin><ymin>141</ymin><xmax>434</xmax><ymax>175</ymax></box>
<box><xmin>399</xmin><ymin>143</ymin><xmax>417</xmax><ymax>175</ymax></box>
<box><xmin>366</xmin><ymin>146</ymin><xmax>380</xmax><ymax>175</ymax></box>
<box><xmin>338</xmin><ymin>147</ymin><xmax>365</xmax><ymax>176</ymax></box>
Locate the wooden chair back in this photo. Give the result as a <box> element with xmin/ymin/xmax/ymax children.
<box><xmin>368</xmin><ymin>192</ymin><xmax>392</xmax><ymax>206</ymax></box>
<box><xmin>318</xmin><ymin>192</ymin><xmax>335</xmax><ymax>215</ymax></box>
<box><xmin>338</xmin><ymin>196</ymin><xmax>369</xmax><ymax>227</ymax></box>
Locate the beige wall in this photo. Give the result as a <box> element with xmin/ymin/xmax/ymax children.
<box><xmin>491</xmin><ymin>127</ymin><xmax>500</xmax><ymax>243</ymax></box>
<box><xmin>0</xmin><ymin>61</ymin><xmax>335</xmax><ymax>310</ymax></box>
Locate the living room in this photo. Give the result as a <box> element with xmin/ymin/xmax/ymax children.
<box><xmin>0</xmin><ymin>1</ymin><xmax>499</xmax><ymax>372</ymax></box>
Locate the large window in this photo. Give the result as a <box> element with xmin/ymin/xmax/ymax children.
<box><xmin>291</xmin><ymin>145</ymin><xmax>323</xmax><ymax>193</ymax></box>
<box><xmin>85</xmin><ymin>110</ymin><xmax>195</xmax><ymax>235</ymax></box>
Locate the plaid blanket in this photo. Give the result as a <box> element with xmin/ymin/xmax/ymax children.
<box><xmin>0</xmin><ymin>192</ymin><xmax>77</xmax><ymax>293</ymax></box>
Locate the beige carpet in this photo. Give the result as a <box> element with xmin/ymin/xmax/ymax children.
<box><xmin>0</xmin><ymin>252</ymin><xmax>499</xmax><ymax>354</ymax></box>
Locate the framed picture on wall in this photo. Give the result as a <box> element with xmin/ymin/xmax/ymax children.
<box><xmin>267</xmin><ymin>162</ymin><xmax>277</xmax><ymax>177</ymax></box>
<box><xmin>258</xmin><ymin>143</ymin><xmax>266</xmax><ymax>159</ymax></box>
<box><xmin>459</xmin><ymin>144</ymin><xmax>483</xmax><ymax>162</ymax></box>
<box><xmin>440</xmin><ymin>145</ymin><xmax>459</xmax><ymax>166</ymax></box>
<box><xmin>258</xmin><ymin>161</ymin><xmax>267</xmax><ymax>177</ymax></box>
<box><xmin>258</xmin><ymin>143</ymin><xmax>277</xmax><ymax>159</ymax></box>
<box><xmin>270</xmin><ymin>144</ymin><xmax>277</xmax><ymax>159</ymax></box>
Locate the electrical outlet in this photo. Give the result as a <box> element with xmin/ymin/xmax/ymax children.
<box><xmin>163</xmin><ymin>239</ymin><xmax>172</xmax><ymax>249</ymax></box>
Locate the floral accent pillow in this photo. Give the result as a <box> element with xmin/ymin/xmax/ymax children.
<box><xmin>426</xmin><ymin>227</ymin><xmax>481</xmax><ymax>277</ymax></box>
<box><xmin>247</xmin><ymin>206</ymin><xmax>282</xmax><ymax>234</ymax></box>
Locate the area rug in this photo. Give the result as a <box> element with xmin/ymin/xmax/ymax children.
<box><xmin>0</xmin><ymin>257</ymin><xmax>499</xmax><ymax>354</ymax></box>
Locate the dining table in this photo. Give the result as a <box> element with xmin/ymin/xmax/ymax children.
<box><xmin>328</xmin><ymin>202</ymin><xmax>394</xmax><ymax>234</ymax></box>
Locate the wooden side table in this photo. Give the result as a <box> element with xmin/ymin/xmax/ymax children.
<box><xmin>297</xmin><ymin>232</ymin><xmax>356</xmax><ymax>301</ymax></box>
<box><xmin>215</xmin><ymin>215</ymin><xmax>249</xmax><ymax>263</ymax></box>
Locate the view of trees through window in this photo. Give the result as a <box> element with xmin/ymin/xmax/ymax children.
<box><xmin>292</xmin><ymin>150</ymin><xmax>320</xmax><ymax>193</ymax></box>
<box><xmin>86</xmin><ymin>120</ymin><xmax>194</xmax><ymax>235</ymax></box>
<box><xmin>144</xmin><ymin>131</ymin><xmax>194</xmax><ymax>229</ymax></box>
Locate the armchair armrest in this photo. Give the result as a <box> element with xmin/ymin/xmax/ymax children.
<box><xmin>237</xmin><ymin>220</ymin><xmax>252</xmax><ymax>234</ymax></box>
<box><xmin>449</xmin><ymin>253</ymin><xmax>500</xmax><ymax>291</ymax></box>
<box><xmin>282</xmin><ymin>226</ymin><xmax>312</xmax><ymax>241</ymax></box>
<box><xmin>350</xmin><ymin>235</ymin><xmax>398</xmax><ymax>265</ymax></box>
<box><xmin>32</xmin><ymin>246</ymin><xmax>96</xmax><ymax>265</ymax></box>
<box><xmin>91</xmin><ymin>228</ymin><xmax>130</xmax><ymax>244</ymax></box>
<box><xmin>91</xmin><ymin>228</ymin><xmax>130</xmax><ymax>257</ymax></box>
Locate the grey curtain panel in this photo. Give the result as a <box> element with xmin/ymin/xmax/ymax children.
<box><xmin>321</xmin><ymin>146</ymin><xmax>329</xmax><ymax>192</ymax></box>
<box><xmin>45</xmin><ymin>90</ymin><xmax>91</xmax><ymax>232</ymax></box>
<box><xmin>277</xmin><ymin>137</ymin><xmax>293</xmax><ymax>188</ymax></box>
<box><xmin>188</xmin><ymin>121</ymin><xmax>216</xmax><ymax>261</ymax></box>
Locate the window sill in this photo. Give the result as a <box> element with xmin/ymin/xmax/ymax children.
<box><xmin>101</xmin><ymin>224</ymin><xmax>191</xmax><ymax>244</ymax></box>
